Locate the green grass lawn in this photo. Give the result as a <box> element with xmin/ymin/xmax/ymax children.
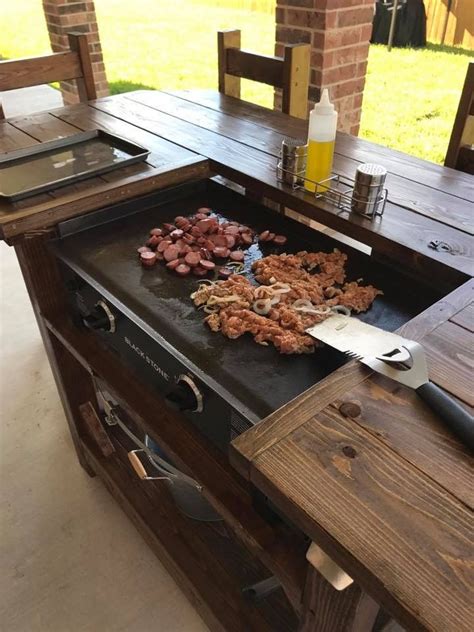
<box><xmin>2</xmin><ymin>0</ymin><xmax>473</xmax><ymax>164</ymax></box>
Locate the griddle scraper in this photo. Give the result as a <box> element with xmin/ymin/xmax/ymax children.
<box><xmin>307</xmin><ymin>314</ymin><xmax>474</xmax><ymax>450</ymax></box>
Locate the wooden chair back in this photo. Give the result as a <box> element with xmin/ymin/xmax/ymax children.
<box><xmin>217</xmin><ymin>29</ymin><xmax>310</xmax><ymax>120</ymax></box>
<box><xmin>0</xmin><ymin>32</ymin><xmax>97</xmax><ymax>119</ymax></box>
<box><xmin>445</xmin><ymin>62</ymin><xmax>474</xmax><ymax>174</ymax></box>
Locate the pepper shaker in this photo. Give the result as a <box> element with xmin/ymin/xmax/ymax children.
<box><xmin>277</xmin><ymin>138</ymin><xmax>308</xmax><ymax>188</ymax></box>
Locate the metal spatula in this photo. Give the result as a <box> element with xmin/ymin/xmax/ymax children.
<box><xmin>307</xmin><ymin>315</ymin><xmax>474</xmax><ymax>450</ymax></box>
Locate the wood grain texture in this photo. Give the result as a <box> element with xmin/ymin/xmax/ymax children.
<box><xmin>282</xmin><ymin>44</ymin><xmax>310</xmax><ymax>119</ymax></box>
<box><xmin>232</xmin><ymin>279</ymin><xmax>474</xmax><ymax>480</ymax></box>
<box><xmin>218</xmin><ymin>30</ymin><xmax>241</xmax><ymax>99</ymax></box>
<box><xmin>81</xmin><ymin>436</ymin><xmax>298</xmax><ymax>632</ymax></box>
<box><xmin>445</xmin><ymin>62</ymin><xmax>474</xmax><ymax>170</ymax></box>
<box><xmin>0</xmin><ymin>157</ymin><xmax>210</xmax><ymax>240</ymax></box>
<box><xmin>44</xmin><ymin>318</ymin><xmax>307</xmax><ymax>613</ymax></box>
<box><xmin>450</xmin><ymin>302</ymin><xmax>474</xmax><ymax>332</ymax></box>
<box><xmin>166</xmin><ymin>89</ymin><xmax>474</xmax><ymax>202</ymax></box>
<box><xmin>0</xmin><ymin>52</ymin><xmax>82</xmax><ymax>92</ymax></box>
<box><xmin>67</xmin><ymin>32</ymin><xmax>97</xmax><ymax>102</ymax></box>
<box><xmin>125</xmin><ymin>91</ymin><xmax>473</xmax><ymax>235</ymax></box>
<box><xmin>0</xmin><ymin>120</ymin><xmax>39</xmax><ymax>151</ymax></box>
<box><xmin>226</xmin><ymin>48</ymin><xmax>283</xmax><ymax>88</ymax></box>
<box><xmin>89</xmin><ymin>95</ymin><xmax>473</xmax><ymax>280</ymax></box>
<box><xmin>251</xmin><ymin>409</ymin><xmax>474</xmax><ymax>632</ymax></box>
<box><xmin>79</xmin><ymin>401</ymin><xmax>115</xmax><ymax>457</ymax></box>
<box><xmin>422</xmin><ymin>319</ymin><xmax>474</xmax><ymax>406</ymax></box>
<box><xmin>301</xmin><ymin>568</ymin><xmax>379</xmax><ymax>632</ymax></box>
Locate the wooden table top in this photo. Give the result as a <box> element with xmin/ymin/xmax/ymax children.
<box><xmin>1</xmin><ymin>90</ymin><xmax>473</xmax><ymax>631</ymax></box>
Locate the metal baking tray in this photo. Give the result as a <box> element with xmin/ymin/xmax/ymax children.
<box><xmin>0</xmin><ymin>129</ymin><xmax>150</xmax><ymax>202</ymax></box>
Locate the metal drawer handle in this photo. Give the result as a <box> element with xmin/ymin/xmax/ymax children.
<box><xmin>128</xmin><ymin>449</ymin><xmax>170</xmax><ymax>481</ymax></box>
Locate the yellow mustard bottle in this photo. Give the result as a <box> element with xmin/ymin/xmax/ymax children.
<box><xmin>304</xmin><ymin>89</ymin><xmax>338</xmax><ymax>193</ymax></box>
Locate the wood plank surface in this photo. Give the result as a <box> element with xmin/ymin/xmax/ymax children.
<box><xmin>450</xmin><ymin>303</ymin><xmax>474</xmax><ymax>332</ymax></box>
<box><xmin>422</xmin><ymin>319</ymin><xmax>474</xmax><ymax>406</ymax></box>
<box><xmin>250</xmin><ymin>411</ymin><xmax>474</xmax><ymax>632</ymax></box>
<box><xmin>89</xmin><ymin>95</ymin><xmax>473</xmax><ymax>281</ymax></box>
<box><xmin>232</xmin><ymin>279</ymin><xmax>474</xmax><ymax>480</ymax></box>
<box><xmin>0</xmin><ymin>120</ymin><xmax>40</xmax><ymax>151</ymax></box>
<box><xmin>167</xmin><ymin>89</ymin><xmax>474</xmax><ymax>203</ymax></box>
<box><xmin>125</xmin><ymin>91</ymin><xmax>474</xmax><ymax>234</ymax></box>
<box><xmin>0</xmin><ymin>157</ymin><xmax>210</xmax><ymax>240</ymax></box>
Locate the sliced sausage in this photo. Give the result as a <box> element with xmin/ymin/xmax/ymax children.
<box><xmin>193</xmin><ymin>266</ymin><xmax>208</xmax><ymax>277</ymax></box>
<box><xmin>195</xmin><ymin>213</ymin><xmax>208</xmax><ymax>221</ymax></box>
<box><xmin>224</xmin><ymin>225</ymin><xmax>239</xmax><ymax>236</ymax></box>
<box><xmin>197</xmin><ymin>207</ymin><xmax>212</xmax><ymax>214</ymax></box>
<box><xmin>175</xmin><ymin>264</ymin><xmax>191</xmax><ymax>277</ymax></box>
<box><xmin>230</xmin><ymin>250</ymin><xmax>245</xmax><ymax>262</ymax></box>
<box><xmin>183</xmin><ymin>234</ymin><xmax>195</xmax><ymax>245</ymax></box>
<box><xmin>166</xmin><ymin>258</ymin><xmax>182</xmax><ymax>270</ymax></box>
<box><xmin>140</xmin><ymin>251</ymin><xmax>156</xmax><ymax>267</ymax></box>
<box><xmin>273</xmin><ymin>235</ymin><xmax>287</xmax><ymax>246</ymax></box>
<box><xmin>199</xmin><ymin>259</ymin><xmax>215</xmax><ymax>271</ymax></box>
<box><xmin>170</xmin><ymin>228</ymin><xmax>184</xmax><ymax>240</ymax></box>
<box><xmin>259</xmin><ymin>230</ymin><xmax>270</xmax><ymax>241</ymax></box>
<box><xmin>149</xmin><ymin>228</ymin><xmax>162</xmax><ymax>236</ymax></box>
<box><xmin>218</xmin><ymin>267</ymin><xmax>233</xmax><ymax>279</ymax></box>
<box><xmin>191</xmin><ymin>225</ymin><xmax>203</xmax><ymax>237</ymax></box>
<box><xmin>225</xmin><ymin>235</ymin><xmax>236</xmax><ymax>249</ymax></box>
<box><xmin>163</xmin><ymin>245</ymin><xmax>180</xmax><ymax>262</ymax></box>
<box><xmin>184</xmin><ymin>251</ymin><xmax>202</xmax><ymax>267</ymax></box>
<box><xmin>266</xmin><ymin>232</ymin><xmax>276</xmax><ymax>242</ymax></box>
<box><xmin>137</xmin><ymin>246</ymin><xmax>151</xmax><ymax>255</ymax></box>
<box><xmin>146</xmin><ymin>235</ymin><xmax>161</xmax><ymax>248</ymax></box>
<box><xmin>174</xmin><ymin>216</ymin><xmax>186</xmax><ymax>226</ymax></box>
<box><xmin>163</xmin><ymin>223</ymin><xmax>176</xmax><ymax>233</ymax></box>
<box><xmin>213</xmin><ymin>246</ymin><xmax>230</xmax><ymax>259</ymax></box>
<box><xmin>200</xmin><ymin>248</ymin><xmax>212</xmax><ymax>261</ymax></box>
<box><xmin>157</xmin><ymin>239</ymin><xmax>173</xmax><ymax>253</ymax></box>
<box><xmin>209</xmin><ymin>234</ymin><xmax>227</xmax><ymax>247</ymax></box>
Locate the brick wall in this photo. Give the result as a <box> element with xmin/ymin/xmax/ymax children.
<box><xmin>275</xmin><ymin>0</ymin><xmax>375</xmax><ymax>134</ymax></box>
<box><xmin>42</xmin><ymin>0</ymin><xmax>108</xmax><ymax>104</ymax></box>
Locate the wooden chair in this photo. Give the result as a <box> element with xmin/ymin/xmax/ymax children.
<box><xmin>445</xmin><ymin>62</ymin><xmax>474</xmax><ymax>175</ymax></box>
<box><xmin>217</xmin><ymin>30</ymin><xmax>310</xmax><ymax>120</ymax></box>
<box><xmin>0</xmin><ymin>32</ymin><xmax>97</xmax><ymax>119</ymax></box>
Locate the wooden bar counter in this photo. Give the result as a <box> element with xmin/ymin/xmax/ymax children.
<box><xmin>1</xmin><ymin>91</ymin><xmax>473</xmax><ymax>632</ymax></box>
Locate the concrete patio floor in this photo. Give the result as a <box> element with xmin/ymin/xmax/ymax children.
<box><xmin>0</xmin><ymin>85</ymin><xmax>63</xmax><ymax>118</ymax></box>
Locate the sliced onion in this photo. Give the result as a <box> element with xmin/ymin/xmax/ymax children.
<box><xmin>207</xmin><ymin>294</ymin><xmax>241</xmax><ymax>306</ymax></box>
<box><xmin>267</xmin><ymin>282</ymin><xmax>290</xmax><ymax>294</ymax></box>
<box><xmin>203</xmin><ymin>305</ymin><xmax>219</xmax><ymax>314</ymax></box>
<box><xmin>331</xmin><ymin>305</ymin><xmax>351</xmax><ymax>316</ymax></box>
<box><xmin>294</xmin><ymin>305</ymin><xmax>332</xmax><ymax>315</ymax></box>
<box><xmin>269</xmin><ymin>295</ymin><xmax>281</xmax><ymax>306</ymax></box>
<box><xmin>292</xmin><ymin>299</ymin><xmax>313</xmax><ymax>310</ymax></box>
<box><xmin>253</xmin><ymin>298</ymin><xmax>272</xmax><ymax>315</ymax></box>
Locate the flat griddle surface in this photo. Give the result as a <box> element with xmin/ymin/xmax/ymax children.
<box><xmin>54</xmin><ymin>183</ymin><xmax>440</xmax><ymax>419</ymax></box>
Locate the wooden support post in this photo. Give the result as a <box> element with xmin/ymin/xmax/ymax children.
<box><xmin>67</xmin><ymin>32</ymin><xmax>97</xmax><ymax>102</ymax></box>
<box><xmin>301</xmin><ymin>567</ymin><xmax>380</xmax><ymax>632</ymax></box>
<box><xmin>282</xmin><ymin>44</ymin><xmax>310</xmax><ymax>119</ymax></box>
<box><xmin>218</xmin><ymin>30</ymin><xmax>241</xmax><ymax>99</ymax></box>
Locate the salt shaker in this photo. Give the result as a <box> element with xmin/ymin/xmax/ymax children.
<box><xmin>351</xmin><ymin>163</ymin><xmax>387</xmax><ymax>218</ymax></box>
<box><xmin>277</xmin><ymin>138</ymin><xmax>307</xmax><ymax>188</ymax></box>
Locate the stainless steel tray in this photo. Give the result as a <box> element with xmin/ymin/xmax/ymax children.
<box><xmin>0</xmin><ymin>129</ymin><xmax>150</xmax><ymax>202</ymax></box>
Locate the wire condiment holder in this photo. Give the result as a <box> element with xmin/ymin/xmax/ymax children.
<box><xmin>276</xmin><ymin>146</ymin><xmax>388</xmax><ymax>219</ymax></box>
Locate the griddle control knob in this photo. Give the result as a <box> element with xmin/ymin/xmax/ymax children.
<box><xmin>82</xmin><ymin>300</ymin><xmax>116</xmax><ymax>333</ymax></box>
<box><xmin>166</xmin><ymin>375</ymin><xmax>203</xmax><ymax>413</ymax></box>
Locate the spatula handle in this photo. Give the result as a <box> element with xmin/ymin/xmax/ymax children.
<box><xmin>416</xmin><ymin>382</ymin><xmax>474</xmax><ymax>451</ymax></box>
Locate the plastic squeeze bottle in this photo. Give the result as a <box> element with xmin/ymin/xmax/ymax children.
<box><xmin>304</xmin><ymin>89</ymin><xmax>338</xmax><ymax>193</ymax></box>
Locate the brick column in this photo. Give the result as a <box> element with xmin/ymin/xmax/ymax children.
<box><xmin>275</xmin><ymin>0</ymin><xmax>375</xmax><ymax>135</ymax></box>
<box><xmin>42</xmin><ymin>0</ymin><xmax>109</xmax><ymax>104</ymax></box>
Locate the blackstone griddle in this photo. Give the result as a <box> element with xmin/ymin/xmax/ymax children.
<box><xmin>52</xmin><ymin>179</ymin><xmax>442</xmax><ymax>453</ymax></box>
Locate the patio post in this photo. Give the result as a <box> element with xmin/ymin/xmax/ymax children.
<box><xmin>42</xmin><ymin>0</ymin><xmax>109</xmax><ymax>104</ymax></box>
<box><xmin>275</xmin><ymin>0</ymin><xmax>375</xmax><ymax>134</ymax></box>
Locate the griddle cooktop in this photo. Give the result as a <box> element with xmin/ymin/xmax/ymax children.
<box><xmin>53</xmin><ymin>180</ymin><xmax>440</xmax><ymax>452</ymax></box>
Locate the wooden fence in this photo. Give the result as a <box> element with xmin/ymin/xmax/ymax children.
<box><xmin>424</xmin><ymin>0</ymin><xmax>473</xmax><ymax>48</ymax></box>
